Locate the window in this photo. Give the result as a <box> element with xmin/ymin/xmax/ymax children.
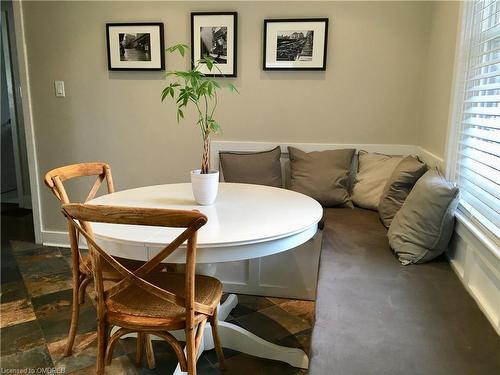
<box><xmin>450</xmin><ymin>0</ymin><xmax>500</xmax><ymax>241</ymax></box>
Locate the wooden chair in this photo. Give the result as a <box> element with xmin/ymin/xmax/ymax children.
<box><xmin>44</xmin><ymin>162</ymin><xmax>146</xmax><ymax>357</ymax></box>
<box><xmin>61</xmin><ymin>203</ymin><xmax>225</xmax><ymax>375</ymax></box>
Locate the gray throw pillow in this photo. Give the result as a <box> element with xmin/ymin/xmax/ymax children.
<box><xmin>288</xmin><ymin>147</ymin><xmax>355</xmax><ymax>207</ymax></box>
<box><xmin>219</xmin><ymin>146</ymin><xmax>282</xmax><ymax>187</ymax></box>
<box><xmin>378</xmin><ymin>156</ymin><xmax>427</xmax><ymax>228</ymax></box>
<box><xmin>388</xmin><ymin>169</ymin><xmax>459</xmax><ymax>265</ymax></box>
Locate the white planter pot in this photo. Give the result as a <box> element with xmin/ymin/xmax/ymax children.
<box><xmin>190</xmin><ymin>169</ymin><xmax>219</xmax><ymax>205</ymax></box>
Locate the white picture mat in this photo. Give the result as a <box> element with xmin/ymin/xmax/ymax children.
<box><xmin>193</xmin><ymin>15</ymin><xmax>235</xmax><ymax>75</ymax></box>
<box><xmin>265</xmin><ymin>21</ymin><xmax>326</xmax><ymax>68</ymax></box>
<box><xmin>108</xmin><ymin>25</ymin><xmax>162</xmax><ymax>69</ymax></box>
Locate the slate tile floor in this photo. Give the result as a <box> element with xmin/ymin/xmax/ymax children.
<box><xmin>0</xmin><ymin>203</ymin><xmax>313</xmax><ymax>374</ymax></box>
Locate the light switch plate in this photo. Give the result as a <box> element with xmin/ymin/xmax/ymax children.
<box><xmin>54</xmin><ymin>81</ymin><xmax>65</xmax><ymax>97</ymax></box>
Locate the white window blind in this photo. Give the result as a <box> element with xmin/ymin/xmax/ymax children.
<box><xmin>455</xmin><ymin>0</ymin><xmax>500</xmax><ymax>240</ymax></box>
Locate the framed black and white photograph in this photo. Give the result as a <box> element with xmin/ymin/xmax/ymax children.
<box><xmin>106</xmin><ymin>23</ymin><xmax>165</xmax><ymax>71</ymax></box>
<box><xmin>263</xmin><ymin>18</ymin><xmax>328</xmax><ymax>71</ymax></box>
<box><xmin>191</xmin><ymin>12</ymin><xmax>237</xmax><ymax>77</ymax></box>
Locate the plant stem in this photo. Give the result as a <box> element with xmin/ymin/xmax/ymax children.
<box><xmin>210</xmin><ymin>91</ymin><xmax>218</xmax><ymax>120</ymax></box>
<box><xmin>201</xmin><ymin>134</ymin><xmax>210</xmax><ymax>174</ymax></box>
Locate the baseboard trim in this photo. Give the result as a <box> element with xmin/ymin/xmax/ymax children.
<box><xmin>448</xmin><ymin>256</ymin><xmax>499</xmax><ymax>336</ymax></box>
<box><xmin>211</xmin><ymin>141</ymin><xmax>421</xmax><ymax>169</ymax></box>
<box><xmin>42</xmin><ymin>230</ymin><xmax>75</xmax><ymax>248</ymax></box>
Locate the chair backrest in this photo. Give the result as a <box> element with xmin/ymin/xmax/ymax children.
<box><xmin>61</xmin><ymin>203</ymin><xmax>210</xmax><ymax>323</ymax></box>
<box><xmin>44</xmin><ymin>162</ymin><xmax>114</xmax><ymax>204</ymax></box>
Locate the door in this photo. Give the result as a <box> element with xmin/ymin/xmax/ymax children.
<box><xmin>1</xmin><ymin>9</ymin><xmax>29</xmax><ymax>207</ymax></box>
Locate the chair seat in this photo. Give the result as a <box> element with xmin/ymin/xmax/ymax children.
<box><xmin>106</xmin><ymin>272</ymin><xmax>223</xmax><ymax>329</ymax></box>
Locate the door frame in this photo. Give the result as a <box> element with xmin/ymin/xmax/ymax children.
<box><xmin>9</xmin><ymin>0</ymin><xmax>42</xmax><ymax>243</ymax></box>
<box><xmin>2</xmin><ymin>10</ymin><xmax>25</xmax><ymax>206</ymax></box>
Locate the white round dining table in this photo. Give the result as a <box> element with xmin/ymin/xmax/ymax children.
<box><xmin>88</xmin><ymin>182</ymin><xmax>322</xmax><ymax>373</ymax></box>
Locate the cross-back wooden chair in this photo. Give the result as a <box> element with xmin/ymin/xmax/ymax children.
<box><xmin>61</xmin><ymin>203</ymin><xmax>225</xmax><ymax>375</ymax></box>
<box><xmin>44</xmin><ymin>162</ymin><xmax>146</xmax><ymax>357</ymax></box>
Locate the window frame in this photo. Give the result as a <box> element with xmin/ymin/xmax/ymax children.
<box><xmin>445</xmin><ymin>0</ymin><xmax>500</xmax><ymax>247</ymax></box>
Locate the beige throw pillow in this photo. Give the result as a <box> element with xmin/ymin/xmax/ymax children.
<box><xmin>351</xmin><ymin>151</ymin><xmax>403</xmax><ymax>210</ymax></box>
<box><xmin>288</xmin><ymin>147</ymin><xmax>355</xmax><ymax>207</ymax></box>
<box><xmin>219</xmin><ymin>146</ymin><xmax>282</xmax><ymax>187</ymax></box>
<box><xmin>378</xmin><ymin>156</ymin><xmax>427</xmax><ymax>228</ymax></box>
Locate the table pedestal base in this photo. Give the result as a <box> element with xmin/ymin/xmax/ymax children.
<box><xmin>114</xmin><ymin>294</ymin><xmax>309</xmax><ymax>373</ymax></box>
<box><xmin>171</xmin><ymin>294</ymin><xmax>308</xmax><ymax>374</ymax></box>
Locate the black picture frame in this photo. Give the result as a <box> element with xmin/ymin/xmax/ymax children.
<box><xmin>263</xmin><ymin>18</ymin><xmax>329</xmax><ymax>71</ymax></box>
<box><xmin>106</xmin><ymin>23</ymin><xmax>165</xmax><ymax>71</ymax></box>
<box><xmin>191</xmin><ymin>12</ymin><xmax>238</xmax><ymax>77</ymax></box>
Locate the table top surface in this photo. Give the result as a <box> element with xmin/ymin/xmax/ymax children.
<box><xmin>88</xmin><ymin>183</ymin><xmax>322</xmax><ymax>248</ymax></box>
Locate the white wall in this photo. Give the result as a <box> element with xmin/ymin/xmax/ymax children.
<box><xmin>20</xmin><ymin>0</ymin><xmax>434</xmax><ymax>233</ymax></box>
<box><xmin>418</xmin><ymin>0</ymin><xmax>460</xmax><ymax>160</ymax></box>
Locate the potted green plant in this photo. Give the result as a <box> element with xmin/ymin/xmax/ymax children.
<box><xmin>161</xmin><ymin>44</ymin><xmax>238</xmax><ymax>205</ymax></box>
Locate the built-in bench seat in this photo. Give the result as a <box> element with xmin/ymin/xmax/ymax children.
<box><xmin>210</xmin><ymin>141</ymin><xmax>500</xmax><ymax>373</ymax></box>
<box><xmin>310</xmin><ymin>207</ymin><xmax>500</xmax><ymax>374</ymax></box>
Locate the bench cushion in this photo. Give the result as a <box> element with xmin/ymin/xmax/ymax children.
<box><xmin>310</xmin><ymin>207</ymin><xmax>500</xmax><ymax>374</ymax></box>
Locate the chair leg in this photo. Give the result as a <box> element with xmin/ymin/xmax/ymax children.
<box><xmin>96</xmin><ymin>318</ymin><xmax>108</xmax><ymax>375</ymax></box>
<box><xmin>64</xmin><ymin>275</ymin><xmax>81</xmax><ymax>356</ymax></box>
<box><xmin>136</xmin><ymin>332</ymin><xmax>144</xmax><ymax>366</ymax></box>
<box><xmin>144</xmin><ymin>334</ymin><xmax>156</xmax><ymax>369</ymax></box>
<box><xmin>186</xmin><ymin>326</ymin><xmax>197</xmax><ymax>375</ymax></box>
<box><xmin>78</xmin><ymin>276</ymin><xmax>92</xmax><ymax>304</ymax></box>
<box><xmin>105</xmin><ymin>328</ymin><xmax>132</xmax><ymax>365</ymax></box>
<box><xmin>210</xmin><ymin>308</ymin><xmax>225</xmax><ymax>370</ymax></box>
